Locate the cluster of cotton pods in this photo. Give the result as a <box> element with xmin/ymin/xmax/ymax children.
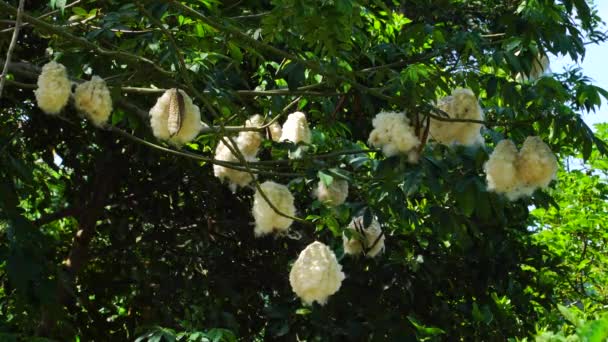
<box><xmin>484</xmin><ymin>136</ymin><xmax>558</xmax><ymax>200</ymax></box>
<box><xmin>35</xmin><ymin>61</ymin><xmax>113</xmax><ymax>127</ymax></box>
<box><xmin>34</xmin><ymin>60</ymin><xmax>563</xmax><ymax>310</ymax></box>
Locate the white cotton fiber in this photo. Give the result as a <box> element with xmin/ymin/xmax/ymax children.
<box><xmin>313</xmin><ymin>179</ymin><xmax>348</xmax><ymax>206</ymax></box>
<box><xmin>213</xmin><ymin>139</ymin><xmax>258</xmax><ymax>192</ymax></box>
<box><xmin>429</xmin><ymin>88</ymin><xmax>484</xmax><ymax>146</ymax></box>
<box><xmin>484</xmin><ymin>139</ymin><xmax>520</xmax><ymax>194</ymax></box>
<box><xmin>252</xmin><ymin>181</ymin><xmax>296</xmax><ymax>236</ymax></box>
<box><xmin>484</xmin><ymin>136</ymin><xmax>558</xmax><ymax>201</ymax></box>
<box><xmin>280</xmin><ymin>111</ymin><xmax>311</xmax><ymax>150</ymax></box>
<box><xmin>367</xmin><ymin>111</ymin><xmax>420</xmax><ymax>158</ymax></box>
<box><xmin>73</xmin><ymin>76</ymin><xmax>113</xmax><ymax>127</ymax></box>
<box><xmin>289</xmin><ymin>241</ymin><xmax>345</xmax><ymax>306</ymax></box>
<box><xmin>343</xmin><ymin>216</ymin><xmax>385</xmax><ymax>258</ymax></box>
<box><xmin>236</xmin><ymin>114</ymin><xmax>264</xmax><ymax>156</ymax></box>
<box><xmin>269</xmin><ymin>121</ymin><xmax>283</xmax><ymax>142</ymax></box>
<box><xmin>149</xmin><ymin>88</ymin><xmax>203</xmax><ymax>146</ymax></box>
<box><xmin>34</xmin><ymin>61</ymin><xmax>71</xmax><ymax>115</ymax></box>
<box><xmin>214</xmin><ymin>115</ymin><xmax>267</xmax><ymax>191</ymax></box>
<box><xmin>516</xmin><ymin>136</ymin><xmax>558</xmax><ymax>189</ymax></box>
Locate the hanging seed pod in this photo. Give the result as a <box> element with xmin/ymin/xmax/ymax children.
<box><xmin>167</xmin><ymin>88</ymin><xmax>185</xmax><ymax>137</ymax></box>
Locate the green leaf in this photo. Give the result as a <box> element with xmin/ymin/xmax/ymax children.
<box><xmin>558</xmin><ymin>304</ymin><xmax>584</xmax><ymax>328</ymax></box>
<box><xmin>455</xmin><ymin>180</ymin><xmax>476</xmax><ymax>217</ymax></box>
<box><xmin>577</xmin><ymin>315</ymin><xmax>608</xmax><ymax>341</ymax></box>
<box><xmin>407</xmin><ymin>315</ymin><xmax>445</xmax><ymax>337</ymax></box>
<box><xmin>472</xmin><ymin>302</ymin><xmax>494</xmax><ymax>325</ymax></box>
<box><xmin>318</xmin><ymin>171</ymin><xmax>334</xmax><ymax>186</ymax></box>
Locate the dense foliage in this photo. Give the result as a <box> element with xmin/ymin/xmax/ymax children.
<box><xmin>1</xmin><ymin>0</ymin><xmax>607</xmax><ymax>340</ymax></box>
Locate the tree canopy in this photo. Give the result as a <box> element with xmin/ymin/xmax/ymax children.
<box><xmin>1</xmin><ymin>0</ymin><xmax>608</xmax><ymax>340</ymax></box>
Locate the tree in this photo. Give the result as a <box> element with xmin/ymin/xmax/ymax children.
<box><xmin>1</xmin><ymin>0</ymin><xmax>607</xmax><ymax>340</ymax></box>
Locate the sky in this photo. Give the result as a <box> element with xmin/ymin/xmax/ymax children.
<box><xmin>550</xmin><ymin>1</ymin><xmax>608</xmax><ymax>127</ymax></box>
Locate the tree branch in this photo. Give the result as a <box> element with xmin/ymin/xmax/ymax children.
<box><xmin>0</xmin><ymin>0</ymin><xmax>82</xmax><ymax>34</ymax></box>
<box><xmin>0</xmin><ymin>0</ymin><xmax>173</xmax><ymax>76</ymax></box>
<box><xmin>0</xmin><ymin>0</ymin><xmax>25</xmax><ymax>99</ymax></box>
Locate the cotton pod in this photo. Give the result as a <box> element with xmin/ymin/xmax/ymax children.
<box><xmin>516</xmin><ymin>136</ymin><xmax>558</xmax><ymax>189</ymax></box>
<box><xmin>289</xmin><ymin>241</ymin><xmax>345</xmax><ymax>306</ymax></box>
<box><xmin>268</xmin><ymin>121</ymin><xmax>283</xmax><ymax>142</ymax></box>
<box><xmin>367</xmin><ymin>111</ymin><xmax>420</xmax><ymax>159</ymax></box>
<box><xmin>313</xmin><ymin>179</ymin><xmax>348</xmax><ymax>206</ymax></box>
<box><xmin>252</xmin><ymin>181</ymin><xmax>296</xmax><ymax>237</ymax></box>
<box><xmin>236</xmin><ymin>114</ymin><xmax>264</xmax><ymax>156</ymax></box>
<box><xmin>213</xmin><ymin>139</ymin><xmax>257</xmax><ymax>192</ymax></box>
<box><xmin>429</xmin><ymin>88</ymin><xmax>484</xmax><ymax>146</ymax></box>
<box><xmin>484</xmin><ymin>139</ymin><xmax>520</xmax><ymax>195</ymax></box>
<box><xmin>34</xmin><ymin>61</ymin><xmax>72</xmax><ymax>115</ymax></box>
<box><xmin>280</xmin><ymin>112</ymin><xmax>311</xmax><ymax>156</ymax></box>
<box><xmin>73</xmin><ymin>76</ymin><xmax>113</xmax><ymax>127</ymax></box>
<box><xmin>343</xmin><ymin>216</ymin><xmax>385</xmax><ymax>258</ymax></box>
<box><xmin>149</xmin><ymin>88</ymin><xmax>203</xmax><ymax>146</ymax></box>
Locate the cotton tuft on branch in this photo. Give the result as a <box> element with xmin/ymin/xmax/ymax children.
<box><xmin>214</xmin><ymin>115</ymin><xmax>267</xmax><ymax>191</ymax></box>
<box><xmin>213</xmin><ymin>139</ymin><xmax>258</xmax><ymax>192</ymax></box>
<box><xmin>484</xmin><ymin>139</ymin><xmax>519</xmax><ymax>195</ymax></box>
<box><xmin>516</xmin><ymin>136</ymin><xmax>558</xmax><ymax>189</ymax></box>
<box><xmin>252</xmin><ymin>181</ymin><xmax>296</xmax><ymax>237</ymax></box>
<box><xmin>74</xmin><ymin>76</ymin><xmax>113</xmax><ymax>127</ymax></box>
<box><xmin>34</xmin><ymin>61</ymin><xmax>72</xmax><ymax>115</ymax></box>
<box><xmin>149</xmin><ymin>88</ymin><xmax>203</xmax><ymax>146</ymax></box>
<box><xmin>280</xmin><ymin>112</ymin><xmax>311</xmax><ymax>157</ymax></box>
<box><xmin>484</xmin><ymin>137</ymin><xmax>558</xmax><ymax>200</ymax></box>
<box><xmin>313</xmin><ymin>179</ymin><xmax>348</xmax><ymax>206</ymax></box>
<box><xmin>429</xmin><ymin>88</ymin><xmax>484</xmax><ymax>146</ymax></box>
<box><xmin>236</xmin><ymin>114</ymin><xmax>264</xmax><ymax>156</ymax></box>
<box><xmin>343</xmin><ymin>216</ymin><xmax>385</xmax><ymax>258</ymax></box>
<box><xmin>268</xmin><ymin>121</ymin><xmax>283</xmax><ymax>142</ymax></box>
<box><xmin>367</xmin><ymin>111</ymin><xmax>420</xmax><ymax>160</ymax></box>
<box><xmin>289</xmin><ymin>241</ymin><xmax>345</xmax><ymax>306</ymax></box>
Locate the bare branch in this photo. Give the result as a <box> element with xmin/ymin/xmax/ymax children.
<box><xmin>0</xmin><ymin>0</ymin><xmax>25</xmax><ymax>99</ymax></box>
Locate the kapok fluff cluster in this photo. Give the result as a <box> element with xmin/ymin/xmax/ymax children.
<box><xmin>280</xmin><ymin>111</ymin><xmax>312</xmax><ymax>157</ymax></box>
<box><xmin>313</xmin><ymin>178</ymin><xmax>349</xmax><ymax>207</ymax></box>
<box><xmin>149</xmin><ymin>88</ymin><xmax>203</xmax><ymax>146</ymax></box>
<box><xmin>289</xmin><ymin>241</ymin><xmax>345</xmax><ymax>306</ymax></box>
<box><xmin>484</xmin><ymin>136</ymin><xmax>558</xmax><ymax>200</ymax></box>
<box><xmin>368</xmin><ymin>111</ymin><xmax>420</xmax><ymax>162</ymax></box>
<box><xmin>34</xmin><ymin>61</ymin><xmax>71</xmax><ymax>115</ymax></box>
<box><xmin>343</xmin><ymin>216</ymin><xmax>385</xmax><ymax>258</ymax></box>
<box><xmin>252</xmin><ymin>181</ymin><xmax>296</xmax><ymax>237</ymax></box>
<box><xmin>73</xmin><ymin>76</ymin><xmax>113</xmax><ymax>127</ymax></box>
<box><xmin>429</xmin><ymin>88</ymin><xmax>484</xmax><ymax>146</ymax></box>
<box><xmin>213</xmin><ymin>114</ymin><xmax>265</xmax><ymax>192</ymax></box>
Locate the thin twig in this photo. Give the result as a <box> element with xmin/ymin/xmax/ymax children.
<box><xmin>0</xmin><ymin>1</ymin><xmax>173</xmax><ymax>76</ymax></box>
<box><xmin>121</xmin><ymin>86</ymin><xmax>337</xmax><ymax>97</ymax></box>
<box><xmin>136</xmin><ymin>2</ymin><xmax>207</xmax><ymax>107</ymax></box>
<box><xmin>108</xmin><ymin>126</ymin><xmax>301</xmax><ymax>176</ymax></box>
<box><xmin>217</xmin><ymin>127</ymin><xmax>310</xmax><ymax>225</ymax></box>
<box><xmin>0</xmin><ymin>0</ymin><xmax>25</xmax><ymax>99</ymax></box>
<box><xmin>0</xmin><ymin>0</ymin><xmax>81</xmax><ymax>33</ymax></box>
<box><xmin>229</xmin><ymin>11</ymin><xmax>270</xmax><ymax>20</ymax></box>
